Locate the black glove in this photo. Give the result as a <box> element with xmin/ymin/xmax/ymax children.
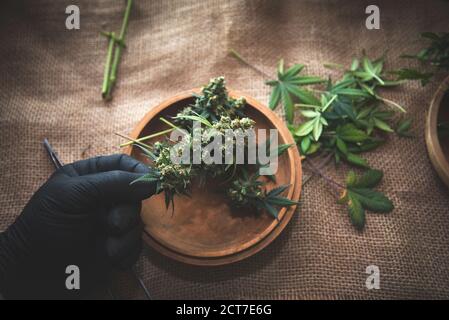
<box><xmin>0</xmin><ymin>154</ymin><xmax>155</xmax><ymax>299</ymax></box>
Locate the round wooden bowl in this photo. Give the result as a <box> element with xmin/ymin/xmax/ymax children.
<box><xmin>125</xmin><ymin>89</ymin><xmax>302</xmax><ymax>266</ymax></box>
<box><xmin>426</xmin><ymin>76</ymin><xmax>449</xmax><ymax>188</ymax></box>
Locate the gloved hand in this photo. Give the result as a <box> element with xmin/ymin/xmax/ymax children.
<box><xmin>0</xmin><ymin>154</ymin><xmax>155</xmax><ymax>299</ymax></box>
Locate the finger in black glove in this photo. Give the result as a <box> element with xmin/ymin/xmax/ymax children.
<box><xmin>0</xmin><ymin>154</ymin><xmax>155</xmax><ymax>299</ymax></box>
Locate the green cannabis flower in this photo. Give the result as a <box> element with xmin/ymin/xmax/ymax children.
<box><xmin>153</xmin><ymin>141</ymin><xmax>192</xmax><ymax>193</ymax></box>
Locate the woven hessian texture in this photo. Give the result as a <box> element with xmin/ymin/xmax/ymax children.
<box><xmin>1</xmin><ymin>0</ymin><xmax>449</xmax><ymax>299</ymax></box>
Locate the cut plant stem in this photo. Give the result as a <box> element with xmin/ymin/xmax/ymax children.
<box><xmin>305</xmin><ymin>156</ymin><xmax>345</xmax><ymax>196</ymax></box>
<box><xmin>104</xmin><ymin>0</ymin><xmax>133</xmax><ymax>99</ymax></box>
<box><xmin>159</xmin><ymin>117</ymin><xmax>180</xmax><ymax>130</ymax></box>
<box><xmin>119</xmin><ymin>128</ymin><xmax>175</xmax><ymax>147</ymax></box>
<box><xmin>115</xmin><ymin>132</ymin><xmax>153</xmax><ymax>149</ymax></box>
<box><xmin>378</xmin><ymin>96</ymin><xmax>406</xmax><ymax>113</ymax></box>
<box><xmin>101</xmin><ymin>32</ymin><xmax>116</xmax><ymax>99</ymax></box>
<box><xmin>302</xmin><ymin>152</ymin><xmax>334</xmax><ymax>186</ymax></box>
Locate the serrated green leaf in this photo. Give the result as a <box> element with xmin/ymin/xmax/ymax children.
<box><xmin>337</xmin><ymin>124</ymin><xmax>369</xmax><ymax>142</ymax></box>
<box><xmin>301</xmin><ymin>110</ymin><xmax>320</xmax><ymax>118</ymax></box>
<box><xmin>295</xmin><ymin>119</ymin><xmax>315</xmax><ymax>136</ymax></box>
<box><xmin>350</xmin><ymin>58</ymin><xmax>359</xmax><ymax>71</ymax></box>
<box><xmin>130</xmin><ymin>173</ymin><xmax>160</xmax><ymax>185</ymax></box>
<box><xmin>390</xmin><ymin>68</ymin><xmax>433</xmax><ymax>86</ymax></box>
<box><xmin>267</xmin><ymin>184</ymin><xmax>290</xmax><ymax>197</ymax></box>
<box><xmin>356</xmin><ymin>106</ymin><xmax>373</xmax><ymax>120</ymax></box>
<box><xmin>335</xmin><ymin>88</ymin><xmax>371</xmax><ymax>98</ymax></box>
<box><xmin>346</xmin><ymin>171</ymin><xmax>357</xmax><ymax>186</ymax></box>
<box><xmin>300</xmin><ymin>136</ymin><xmax>311</xmax><ymax>153</ymax></box>
<box><xmin>286</xmin><ymin>84</ymin><xmax>320</xmax><ymax>106</ymax></box>
<box><xmin>349</xmin><ymin>139</ymin><xmax>384</xmax><ymax>153</ymax></box>
<box><xmin>347</xmin><ymin>192</ymin><xmax>365</xmax><ymax>229</ymax></box>
<box><xmin>347</xmin><ymin>169</ymin><xmax>383</xmax><ymax>188</ymax></box>
<box><xmin>345</xmin><ymin>152</ymin><xmax>369</xmax><ymax>168</ymax></box>
<box><xmin>306</xmin><ymin>142</ymin><xmax>321</xmax><ymax>155</ymax></box>
<box><xmin>336</xmin><ymin>137</ymin><xmax>348</xmax><ymax>155</ymax></box>
<box><xmin>283</xmin><ymin>64</ymin><xmax>304</xmax><ymax>79</ymax></box>
<box><xmin>312</xmin><ymin>118</ymin><xmax>323</xmax><ymax>141</ymax></box>
<box><xmin>362</xmin><ymin>56</ymin><xmax>385</xmax><ymax>85</ymax></box>
<box><xmin>267</xmin><ymin>196</ymin><xmax>298</xmax><ymax>206</ymax></box>
<box><xmin>396</xmin><ymin>118</ymin><xmax>412</xmax><ymax>137</ymax></box>
<box><xmin>277</xmin><ymin>143</ymin><xmax>292</xmax><ymax>156</ymax></box>
<box><xmin>264</xmin><ymin>202</ymin><xmax>279</xmax><ymax>220</ymax></box>
<box><xmin>348</xmin><ymin>187</ymin><xmax>394</xmax><ymax>212</ymax></box>
<box><xmin>277</xmin><ymin>59</ymin><xmax>284</xmax><ymax>77</ymax></box>
<box><xmin>268</xmin><ymin>83</ymin><xmax>281</xmax><ymax>109</ymax></box>
<box><xmin>290</xmin><ymin>76</ymin><xmax>324</xmax><ymax>85</ymax></box>
<box><xmin>373</xmin><ymin>118</ymin><xmax>394</xmax><ymax>132</ymax></box>
<box><xmin>281</xmin><ymin>85</ymin><xmax>294</xmax><ymax>123</ymax></box>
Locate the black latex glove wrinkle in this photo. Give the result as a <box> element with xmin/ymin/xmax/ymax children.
<box><xmin>0</xmin><ymin>154</ymin><xmax>155</xmax><ymax>299</ymax></box>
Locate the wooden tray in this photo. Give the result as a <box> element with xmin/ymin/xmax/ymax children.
<box><xmin>125</xmin><ymin>90</ymin><xmax>302</xmax><ymax>266</ymax></box>
<box><xmin>426</xmin><ymin>76</ymin><xmax>449</xmax><ymax>188</ymax></box>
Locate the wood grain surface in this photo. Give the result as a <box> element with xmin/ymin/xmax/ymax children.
<box><xmin>426</xmin><ymin>76</ymin><xmax>449</xmax><ymax>188</ymax></box>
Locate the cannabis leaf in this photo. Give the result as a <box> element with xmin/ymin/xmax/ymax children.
<box><xmin>339</xmin><ymin>170</ymin><xmax>393</xmax><ymax>229</ymax></box>
<box><xmin>266</xmin><ymin>60</ymin><xmax>323</xmax><ymax>123</ymax></box>
<box><xmin>262</xmin><ymin>185</ymin><xmax>298</xmax><ymax>220</ymax></box>
<box><xmin>396</xmin><ymin>118</ymin><xmax>413</xmax><ymax>137</ymax></box>
<box><xmin>390</xmin><ymin>68</ymin><xmax>433</xmax><ymax>86</ymax></box>
<box><xmin>294</xmin><ymin>93</ymin><xmax>335</xmax><ymax>141</ymax></box>
<box><xmin>399</xmin><ymin>32</ymin><xmax>449</xmax><ymax>86</ymax></box>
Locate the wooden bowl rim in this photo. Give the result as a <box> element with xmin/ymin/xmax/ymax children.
<box><xmin>126</xmin><ymin>89</ymin><xmax>302</xmax><ymax>265</ymax></box>
<box><xmin>426</xmin><ymin>75</ymin><xmax>449</xmax><ymax>188</ymax></box>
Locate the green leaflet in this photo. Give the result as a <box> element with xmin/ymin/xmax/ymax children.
<box><xmin>373</xmin><ymin>118</ymin><xmax>393</xmax><ymax>132</ymax></box>
<box><xmin>337</xmin><ymin>123</ymin><xmax>369</xmax><ymax>142</ymax></box>
<box><xmin>347</xmin><ymin>193</ymin><xmax>365</xmax><ymax>230</ymax></box>
<box><xmin>300</xmin><ymin>136</ymin><xmax>311</xmax><ymax>153</ymax></box>
<box><xmin>339</xmin><ymin>170</ymin><xmax>394</xmax><ymax>229</ymax></box>
<box><xmin>348</xmin><ymin>188</ymin><xmax>393</xmax><ymax>212</ymax></box>
<box><xmin>390</xmin><ymin>68</ymin><xmax>433</xmax><ymax>86</ymax></box>
<box><xmin>345</xmin><ymin>153</ymin><xmax>369</xmax><ymax>168</ymax></box>
<box><xmin>130</xmin><ymin>171</ymin><xmax>161</xmax><ymax>185</ymax></box>
<box><xmin>399</xmin><ymin>32</ymin><xmax>449</xmax><ymax>85</ymax></box>
<box><xmin>346</xmin><ymin>169</ymin><xmax>383</xmax><ymax>188</ymax></box>
<box><xmin>396</xmin><ymin>118</ymin><xmax>413</xmax><ymax>137</ymax></box>
<box><xmin>295</xmin><ymin>119</ymin><xmax>315</xmax><ymax>136</ymax></box>
<box><xmin>266</xmin><ymin>60</ymin><xmax>323</xmax><ymax>123</ymax></box>
<box><xmin>336</xmin><ymin>137</ymin><xmax>348</xmax><ymax>155</ymax></box>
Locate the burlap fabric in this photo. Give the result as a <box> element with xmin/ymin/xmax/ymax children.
<box><xmin>1</xmin><ymin>0</ymin><xmax>449</xmax><ymax>299</ymax></box>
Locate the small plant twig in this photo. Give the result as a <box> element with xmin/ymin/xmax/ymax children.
<box><xmin>302</xmin><ymin>152</ymin><xmax>333</xmax><ymax>186</ymax></box>
<box><xmin>159</xmin><ymin>117</ymin><xmax>180</xmax><ymax>130</ymax></box>
<box><xmin>101</xmin><ymin>32</ymin><xmax>116</xmax><ymax>99</ymax></box>
<box><xmin>118</xmin><ymin>128</ymin><xmax>175</xmax><ymax>148</ymax></box>
<box><xmin>228</xmin><ymin>49</ymin><xmax>271</xmax><ymax>79</ymax></box>
<box><xmin>102</xmin><ymin>0</ymin><xmax>133</xmax><ymax>100</ymax></box>
<box><xmin>115</xmin><ymin>132</ymin><xmax>153</xmax><ymax>149</ymax></box>
<box><xmin>305</xmin><ymin>156</ymin><xmax>345</xmax><ymax>199</ymax></box>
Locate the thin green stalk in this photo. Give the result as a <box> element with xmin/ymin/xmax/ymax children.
<box><xmin>106</xmin><ymin>0</ymin><xmax>133</xmax><ymax>99</ymax></box>
<box><xmin>115</xmin><ymin>132</ymin><xmax>153</xmax><ymax>149</ymax></box>
<box><xmin>119</xmin><ymin>128</ymin><xmax>175</xmax><ymax>147</ymax></box>
<box><xmin>302</xmin><ymin>152</ymin><xmax>333</xmax><ymax>186</ymax></box>
<box><xmin>306</xmin><ymin>157</ymin><xmax>345</xmax><ymax>190</ymax></box>
<box><xmin>159</xmin><ymin>117</ymin><xmax>180</xmax><ymax>130</ymax></box>
<box><xmin>229</xmin><ymin>49</ymin><xmax>271</xmax><ymax>79</ymax></box>
<box><xmin>378</xmin><ymin>96</ymin><xmax>406</xmax><ymax>113</ymax></box>
<box><xmin>102</xmin><ymin>32</ymin><xmax>116</xmax><ymax>99</ymax></box>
